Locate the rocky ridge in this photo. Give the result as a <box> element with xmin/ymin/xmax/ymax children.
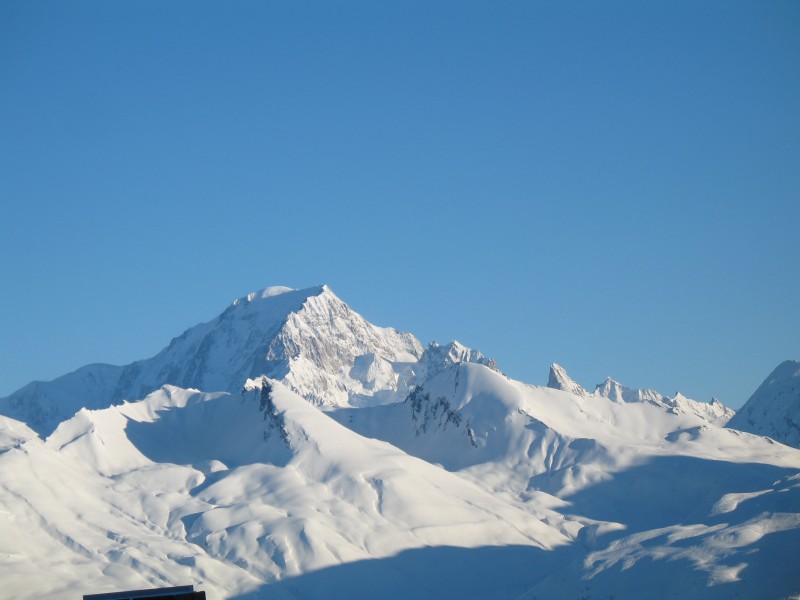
<box><xmin>547</xmin><ymin>363</ymin><xmax>735</xmax><ymax>427</ymax></box>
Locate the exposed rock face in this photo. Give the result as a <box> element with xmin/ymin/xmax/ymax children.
<box><xmin>415</xmin><ymin>340</ymin><xmax>498</xmax><ymax>382</ymax></box>
<box><xmin>262</xmin><ymin>286</ymin><xmax>423</xmax><ymax>406</ymax></box>
<box><xmin>547</xmin><ymin>363</ymin><xmax>588</xmax><ymax>396</ymax></box>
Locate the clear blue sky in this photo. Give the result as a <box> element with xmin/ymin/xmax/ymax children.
<box><xmin>1</xmin><ymin>1</ymin><xmax>798</xmax><ymax>408</ymax></box>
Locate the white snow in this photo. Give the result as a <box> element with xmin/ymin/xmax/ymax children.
<box><xmin>727</xmin><ymin>359</ymin><xmax>800</xmax><ymax>448</ymax></box>
<box><xmin>548</xmin><ymin>363</ymin><xmax>736</xmax><ymax>426</ymax></box>
<box><xmin>547</xmin><ymin>363</ymin><xmax>589</xmax><ymax>396</ymax></box>
<box><xmin>0</xmin><ymin>285</ymin><xmax>798</xmax><ymax>599</ymax></box>
<box><xmin>0</xmin><ymin>285</ymin><xmax>425</xmax><ymax>434</ymax></box>
<box><xmin>0</xmin><ymin>381</ymin><xmax>571</xmax><ymax>599</ymax></box>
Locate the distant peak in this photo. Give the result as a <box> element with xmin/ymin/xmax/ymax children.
<box><xmin>547</xmin><ymin>364</ymin><xmax>588</xmax><ymax>396</ymax></box>
<box><xmin>231</xmin><ymin>284</ymin><xmax>329</xmax><ymax>307</ymax></box>
<box><xmin>726</xmin><ymin>359</ymin><xmax>800</xmax><ymax>447</ymax></box>
<box><xmin>432</xmin><ymin>340</ymin><xmax>494</xmax><ymax>367</ymax></box>
<box><xmin>418</xmin><ymin>340</ymin><xmax>498</xmax><ymax>381</ymax></box>
<box><xmin>594</xmin><ymin>376</ymin><xmax>620</xmax><ymax>394</ymax></box>
<box><xmin>594</xmin><ymin>376</ymin><xmax>663</xmax><ymax>405</ymax></box>
<box><xmin>770</xmin><ymin>359</ymin><xmax>800</xmax><ymax>381</ymax></box>
<box><xmin>428</xmin><ymin>340</ymin><xmax>468</xmax><ymax>353</ymax></box>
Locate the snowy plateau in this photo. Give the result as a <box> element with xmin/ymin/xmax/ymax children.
<box><xmin>1</xmin><ymin>284</ymin><xmax>799</xmax><ymax>600</ymax></box>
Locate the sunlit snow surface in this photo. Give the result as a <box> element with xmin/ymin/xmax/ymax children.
<box><xmin>0</xmin><ymin>286</ymin><xmax>798</xmax><ymax>599</ymax></box>
<box><xmin>2</xmin><ymin>377</ymin><xmax>798</xmax><ymax>599</ymax></box>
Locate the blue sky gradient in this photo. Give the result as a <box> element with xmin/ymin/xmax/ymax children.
<box><xmin>2</xmin><ymin>1</ymin><xmax>798</xmax><ymax>407</ymax></box>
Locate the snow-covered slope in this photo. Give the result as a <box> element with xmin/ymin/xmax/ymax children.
<box><xmin>0</xmin><ymin>414</ymin><xmax>37</xmax><ymax>453</ymax></box>
<box><xmin>667</xmin><ymin>392</ymin><xmax>735</xmax><ymax>427</ymax></box>
<box><xmin>519</xmin><ymin>469</ymin><xmax>800</xmax><ymax>600</ymax></box>
<box><xmin>0</xmin><ymin>285</ymin><xmax>425</xmax><ymax>434</ymax></box>
<box><xmin>0</xmin><ymin>381</ymin><xmax>572</xmax><ymax>599</ymax></box>
<box><xmin>547</xmin><ymin>363</ymin><xmax>735</xmax><ymax>426</ymax></box>
<box><xmin>727</xmin><ymin>359</ymin><xmax>800</xmax><ymax>448</ymax></box>
<box><xmin>338</xmin><ymin>361</ymin><xmax>795</xmax><ymax>495</ymax></box>
<box><xmin>8</xmin><ymin>371</ymin><xmax>797</xmax><ymax>600</ymax></box>
<box><xmin>2</xmin><ymin>284</ymin><xmax>799</xmax><ymax>599</ymax></box>
<box><xmin>335</xmin><ymin>360</ymin><xmax>800</xmax><ymax>598</ymax></box>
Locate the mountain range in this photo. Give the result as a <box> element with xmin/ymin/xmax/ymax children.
<box><xmin>1</xmin><ymin>284</ymin><xmax>798</xmax><ymax>599</ymax></box>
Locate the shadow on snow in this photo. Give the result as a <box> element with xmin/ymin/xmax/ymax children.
<box><xmin>229</xmin><ymin>543</ymin><xmax>580</xmax><ymax>600</ymax></box>
<box><xmin>557</xmin><ymin>455</ymin><xmax>797</xmax><ymax>532</ymax></box>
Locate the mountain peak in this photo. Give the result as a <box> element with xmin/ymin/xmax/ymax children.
<box><xmin>231</xmin><ymin>284</ymin><xmax>330</xmax><ymax>306</ymax></box>
<box><xmin>547</xmin><ymin>363</ymin><xmax>588</xmax><ymax>396</ymax></box>
<box><xmin>726</xmin><ymin>359</ymin><xmax>800</xmax><ymax>448</ymax></box>
<box><xmin>594</xmin><ymin>376</ymin><xmax>664</xmax><ymax>405</ymax></box>
<box><xmin>417</xmin><ymin>341</ymin><xmax>498</xmax><ymax>383</ymax></box>
<box><xmin>264</xmin><ymin>286</ymin><xmax>423</xmax><ymax>406</ymax></box>
<box><xmin>0</xmin><ymin>283</ymin><xmax>421</xmax><ymax>433</ymax></box>
<box><xmin>587</xmin><ymin>374</ymin><xmax>735</xmax><ymax>426</ymax></box>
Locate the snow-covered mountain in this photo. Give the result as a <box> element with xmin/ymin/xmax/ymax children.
<box><xmin>1</xmin><ymin>285</ymin><xmax>798</xmax><ymax>600</ymax></box>
<box><xmin>337</xmin><ymin>360</ymin><xmax>791</xmax><ymax>498</ymax></box>
<box><xmin>547</xmin><ymin>363</ymin><xmax>736</xmax><ymax>426</ymax></box>
<box><xmin>0</xmin><ymin>285</ymin><xmax>425</xmax><ymax>435</ymax></box>
<box><xmin>547</xmin><ymin>362</ymin><xmax>588</xmax><ymax>395</ymax></box>
<box><xmin>727</xmin><ymin>359</ymin><xmax>800</xmax><ymax>448</ymax></box>
<box><xmin>0</xmin><ymin>380</ymin><xmax>572</xmax><ymax>599</ymax></box>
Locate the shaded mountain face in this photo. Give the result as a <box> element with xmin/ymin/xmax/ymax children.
<box><xmin>727</xmin><ymin>360</ymin><xmax>800</xmax><ymax>448</ymax></box>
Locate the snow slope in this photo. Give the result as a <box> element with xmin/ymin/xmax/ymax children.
<box><xmin>4</xmin><ymin>364</ymin><xmax>797</xmax><ymax>599</ymax></box>
<box><xmin>337</xmin><ymin>361</ymin><xmax>796</xmax><ymax>495</ymax></box>
<box><xmin>727</xmin><ymin>359</ymin><xmax>800</xmax><ymax>448</ymax></box>
<box><xmin>520</xmin><ymin>470</ymin><xmax>800</xmax><ymax>600</ymax></box>
<box><xmin>335</xmin><ymin>361</ymin><xmax>800</xmax><ymax>598</ymax></box>
<box><xmin>0</xmin><ymin>381</ymin><xmax>572</xmax><ymax>599</ymax></box>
